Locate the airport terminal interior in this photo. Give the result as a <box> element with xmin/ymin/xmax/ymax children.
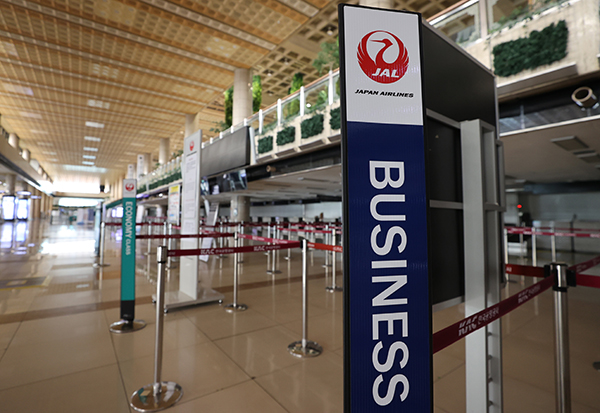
<box><xmin>1</xmin><ymin>0</ymin><xmax>600</xmax><ymax>412</ymax></box>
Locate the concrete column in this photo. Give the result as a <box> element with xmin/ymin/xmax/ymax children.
<box><xmin>127</xmin><ymin>164</ymin><xmax>136</xmax><ymax>179</ymax></box>
<box><xmin>8</xmin><ymin>133</ymin><xmax>18</xmax><ymax>149</ymax></box>
<box><xmin>31</xmin><ymin>188</ymin><xmax>40</xmax><ymax>219</ymax></box>
<box><xmin>232</xmin><ymin>68</ymin><xmax>253</xmax><ymax>125</ymax></box>
<box><xmin>159</xmin><ymin>138</ymin><xmax>170</xmax><ymax>165</ymax></box>
<box><xmin>22</xmin><ymin>149</ymin><xmax>30</xmax><ymax>162</ymax></box>
<box><xmin>230</xmin><ymin>195</ymin><xmax>250</xmax><ymax>222</ymax></box>
<box><xmin>143</xmin><ymin>153</ymin><xmax>151</xmax><ymax>175</ymax></box>
<box><xmin>6</xmin><ymin>174</ymin><xmax>16</xmax><ymax>194</ymax></box>
<box><xmin>359</xmin><ymin>0</ymin><xmax>393</xmax><ymax>7</ymax></box>
<box><xmin>185</xmin><ymin>114</ymin><xmax>196</xmax><ymax>138</ymax></box>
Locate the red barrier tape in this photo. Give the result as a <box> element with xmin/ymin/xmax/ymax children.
<box><xmin>505</xmin><ymin>263</ymin><xmax>545</xmax><ymax>278</ymax></box>
<box><xmin>569</xmin><ymin>255</ymin><xmax>600</xmax><ymax>273</ymax></box>
<box><xmin>136</xmin><ymin>232</ymin><xmax>233</xmax><ymax>240</ymax></box>
<box><xmin>307</xmin><ymin>241</ymin><xmax>343</xmax><ymax>253</ymax></box>
<box><xmin>167</xmin><ymin>241</ymin><xmax>301</xmax><ymax>257</ymax></box>
<box><xmin>576</xmin><ymin>274</ymin><xmax>600</xmax><ymax>289</ymax></box>
<box><xmin>506</xmin><ymin>227</ymin><xmax>600</xmax><ymax>239</ymax></box>
<box><xmin>432</xmin><ymin>276</ymin><xmax>554</xmax><ymax>353</ymax></box>
<box><xmin>278</xmin><ymin>227</ymin><xmax>332</xmax><ymax>234</ymax></box>
<box><xmin>238</xmin><ymin>234</ymin><xmax>297</xmax><ymax>244</ymax></box>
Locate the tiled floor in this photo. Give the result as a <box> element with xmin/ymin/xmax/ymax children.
<box><xmin>0</xmin><ymin>220</ymin><xmax>600</xmax><ymax>412</ymax></box>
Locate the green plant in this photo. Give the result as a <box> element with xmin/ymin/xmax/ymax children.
<box><xmin>276</xmin><ymin>126</ymin><xmax>295</xmax><ymax>146</ymax></box>
<box><xmin>286</xmin><ymin>73</ymin><xmax>304</xmax><ymax>117</ymax></box>
<box><xmin>492</xmin><ymin>20</ymin><xmax>568</xmax><ymax>77</ymax></box>
<box><xmin>257</xmin><ymin>135</ymin><xmax>273</xmax><ymax>154</ymax></box>
<box><xmin>301</xmin><ymin>114</ymin><xmax>324</xmax><ymax>139</ymax></box>
<box><xmin>330</xmin><ymin>107</ymin><xmax>341</xmax><ymax>130</ymax></box>
<box><xmin>313</xmin><ymin>37</ymin><xmax>339</xmax><ymax>75</ymax></box>
<box><xmin>209</xmin><ymin>121</ymin><xmax>229</xmax><ymax>134</ymax></box>
<box><xmin>224</xmin><ymin>87</ymin><xmax>233</xmax><ymax>128</ymax></box>
<box><xmin>252</xmin><ymin>75</ymin><xmax>262</xmax><ymax>113</ymax></box>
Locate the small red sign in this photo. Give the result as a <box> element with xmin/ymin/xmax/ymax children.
<box><xmin>125</xmin><ymin>183</ymin><xmax>134</xmax><ymax>192</ymax></box>
<box><xmin>357</xmin><ymin>30</ymin><xmax>409</xmax><ymax>84</ymax></box>
<box><xmin>190</xmin><ymin>141</ymin><xmax>195</xmax><ymax>151</ymax></box>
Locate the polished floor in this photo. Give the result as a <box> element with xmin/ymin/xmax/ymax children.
<box><xmin>0</xmin><ymin>220</ymin><xmax>600</xmax><ymax>412</ymax></box>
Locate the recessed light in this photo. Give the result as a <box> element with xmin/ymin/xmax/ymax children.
<box><xmin>20</xmin><ymin>111</ymin><xmax>42</xmax><ymax>119</ymax></box>
<box><xmin>43</xmin><ymin>151</ymin><xmax>57</xmax><ymax>155</ymax></box>
<box><xmin>82</xmin><ymin>161</ymin><xmax>95</xmax><ymax>166</ymax></box>
<box><xmin>87</xmin><ymin>99</ymin><xmax>110</xmax><ymax>109</ymax></box>
<box><xmin>30</xmin><ymin>130</ymin><xmax>48</xmax><ymax>134</ymax></box>
<box><xmin>83</xmin><ymin>155</ymin><xmax>96</xmax><ymax>159</ymax></box>
<box><xmin>85</xmin><ymin>121</ymin><xmax>104</xmax><ymax>128</ymax></box>
<box><xmin>3</xmin><ymin>84</ymin><xmax>33</xmax><ymax>96</ymax></box>
<box><xmin>83</xmin><ymin>147</ymin><xmax>98</xmax><ymax>152</ymax></box>
<box><xmin>84</xmin><ymin>136</ymin><xmax>101</xmax><ymax>142</ymax></box>
<box><xmin>577</xmin><ymin>152</ymin><xmax>600</xmax><ymax>163</ymax></box>
<box><xmin>131</xmin><ymin>142</ymin><xmax>144</xmax><ymax>147</ymax></box>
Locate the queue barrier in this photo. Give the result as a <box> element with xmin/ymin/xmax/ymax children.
<box><xmin>435</xmin><ymin>257</ymin><xmax>600</xmax><ymax>412</ymax></box>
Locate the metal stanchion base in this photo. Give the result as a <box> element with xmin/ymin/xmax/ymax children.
<box><xmin>326</xmin><ymin>286</ymin><xmax>343</xmax><ymax>293</ymax></box>
<box><xmin>143</xmin><ymin>252</ymin><xmax>157</xmax><ymax>256</ymax></box>
<box><xmin>110</xmin><ymin>319</ymin><xmax>146</xmax><ymax>334</ymax></box>
<box><xmin>130</xmin><ymin>381</ymin><xmax>183</xmax><ymax>412</ymax></box>
<box><xmin>93</xmin><ymin>262</ymin><xmax>110</xmax><ymax>268</ymax></box>
<box><xmin>266</xmin><ymin>270</ymin><xmax>282</xmax><ymax>274</ymax></box>
<box><xmin>224</xmin><ymin>303</ymin><xmax>248</xmax><ymax>312</ymax></box>
<box><xmin>284</xmin><ymin>256</ymin><xmax>291</xmax><ymax>261</ymax></box>
<box><xmin>593</xmin><ymin>361</ymin><xmax>600</xmax><ymax>371</ymax></box>
<box><xmin>287</xmin><ymin>340</ymin><xmax>323</xmax><ymax>358</ymax></box>
<box><xmin>322</xmin><ymin>264</ymin><xmax>332</xmax><ymax>268</ymax></box>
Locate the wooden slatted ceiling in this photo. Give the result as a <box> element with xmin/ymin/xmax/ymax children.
<box><xmin>0</xmin><ymin>0</ymin><xmax>460</xmax><ymax>185</ymax></box>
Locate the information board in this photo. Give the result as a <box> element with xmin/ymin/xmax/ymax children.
<box><xmin>121</xmin><ymin>179</ymin><xmax>137</xmax><ymax>321</ymax></box>
<box><xmin>167</xmin><ymin>184</ymin><xmax>181</xmax><ymax>225</ymax></box>
<box><xmin>339</xmin><ymin>4</ymin><xmax>432</xmax><ymax>411</ymax></box>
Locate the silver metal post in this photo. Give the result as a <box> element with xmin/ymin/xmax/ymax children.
<box><xmin>551</xmin><ymin>222</ymin><xmax>557</xmax><ymax>261</ymax></box>
<box><xmin>265</xmin><ymin>224</ymin><xmax>271</xmax><ymax>256</ymax></box>
<box><xmin>130</xmin><ymin>245</ymin><xmax>183</xmax><ymax>412</ymax></box>
<box><xmin>551</xmin><ymin>262</ymin><xmax>571</xmax><ymax>413</ymax></box>
<box><xmin>532</xmin><ymin>229</ymin><xmax>537</xmax><ymax>267</ymax></box>
<box><xmin>225</xmin><ymin>232</ymin><xmax>247</xmax><ymax>312</ymax></box>
<box><xmin>93</xmin><ymin>221</ymin><xmax>110</xmax><ymax>268</ymax></box>
<box><xmin>322</xmin><ymin>225</ymin><xmax>331</xmax><ymax>268</ymax></box>
<box><xmin>285</xmin><ymin>228</ymin><xmax>291</xmax><ymax>260</ymax></box>
<box><xmin>166</xmin><ymin>223</ymin><xmax>173</xmax><ymax>269</ymax></box>
<box><xmin>288</xmin><ymin>238</ymin><xmax>322</xmax><ymax>358</ymax></box>
<box><xmin>326</xmin><ymin>228</ymin><xmax>342</xmax><ymax>292</ymax></box>
<box><xmin>237</xmin><ymin>222</ymin><xmax>244</xmax><ymax>264</ymax></box>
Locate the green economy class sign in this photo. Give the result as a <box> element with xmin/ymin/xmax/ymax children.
<box><xmin>121</xmin><ymin>179</ymin><xmax>137</xmax><ymax>319</ymax></box>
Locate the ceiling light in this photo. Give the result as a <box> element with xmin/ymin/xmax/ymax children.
<box><xmin>84</xmin><ymin>136</ymin><xmax>101</xmax><ymax>142</ymax></box>
<box><xmin>30</xmin><ymin>130</ymin><xmax>48</xmax><ymax>134</ymax></box>
<box><xmin>37</xmin><ymin>142</ymin><xmax>53</xmax><ymax>146</ymax></box>
<box><xmin>266</xmin><ymin>70</ymin><xmax>273</xmax><ymax>76</ymax></box>
<box><xmin>85</xmin><ymin>121</ymin><xmax>104</xmax><ymax>128</ymax></box>
<box><xmin>3</xmin><ymin>84</ymin><xmax>33</xmax><ymax>96</ymax></box>
<box><xmin>43</xmin><ymin>151</ymin><xmax>57</xmax><ymax>155</ymax></box>
<box><xmin>326</xmin><ymin>26</ymin><xmax>335</xmax><ymax>36</ymax></box>
<box><xmin>571</xmin><ymin>87</ymin><xmax>598</xmax><ymax>109</ymax></box>
<box><xmin>551</xmin><ymin>136</ymin><xmax>588</xmax><ymax>151</ymax></box>
<box><xmin>83</xmin><ymin>147</ymin><xmax>98</xmax><ymax>152</ymax></box>
<box><xmin>20</xmin><ymin>111</ymin><xmax>42</xmax><ymax>119</ymax></box>
<box><xmin>83</xmin><ymin>155</ymin><xmax>96</xmax><ymax>159</ymax></box>
<box><xmin>87</xmin><ymin>99</ymin><xmax>110</xmax><ymax>109</ymax></box>
<box><xmin>82</xmin><ymin>161</ymin><xmax>95</xmax><ymax>166</ymax></box>
<box><xmin>130</xmin><ymin>142</ymin><xmax>144</xmax><ymax>147</ymax></box>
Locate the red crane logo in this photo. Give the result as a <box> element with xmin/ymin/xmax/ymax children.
<box><xmin>125</xmin><ymin>183</ymin><xmax>134</xmax><ymax>192</ymax></box>
<box><xmin>190</xmin><ymin>141</ymin><xmax>195</xmax><ymax>151</ymax></box>
<box><xmin>357</xmin><ymin>30</ymin><xmax>409</xmax><ymax>84</ymax></box>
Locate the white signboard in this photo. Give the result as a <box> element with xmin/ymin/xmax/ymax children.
<box><xmin>167</xmin><ymin>184</ymin><xmax>181</xmax><ymax>225</ymax></box>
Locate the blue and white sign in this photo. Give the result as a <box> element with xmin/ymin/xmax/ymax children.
<box><xmin>339</xmin><ymin>4</ymin><xmax>431</xmax><ymax>411</ymax></box>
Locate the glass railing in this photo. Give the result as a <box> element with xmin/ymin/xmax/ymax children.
<box><xmin>137</xmin><ymin>155</ymin><xmax>182</xmax><ymax>194</ymax></box>
<box><xmin>488</xmin><ymin>0</ymin><xmax>569</xmax><ymax>33</ymax></box>
<box><xmin>430</xmin><ymin>0</ymin><xmax>481</xmax><ymax>46</ymax></box>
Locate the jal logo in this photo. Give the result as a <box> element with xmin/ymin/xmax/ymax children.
<box><xmin>125</xmin><ymin>183</ymin><xmax>134</xmax><ymax>192</ymax></box>
<box><xmin>189</xmin><ymin>141</ymin><xmax>195</xmax><ymax>151</ymax></box>
<box><xmin>357</xmin><ymin>30</ymin><xmax>409</xmax><ymax>84</ymax></box>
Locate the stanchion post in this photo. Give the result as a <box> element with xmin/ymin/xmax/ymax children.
<box><xmin>225</xmin><ymin>232</ymin><xmax>248</xmax><ymax>312</ymax></box>
<box><xmin>326</xmin><ymin>228</ymin><xmax>342</xmax><ymax>293</ymax></box>
<box><xmin>323</xmin><ymin>225</ymin><xmax>331</xmax><ymax>268</ymax></box>
<box><xmin>93</xmin><ymin>221</ymin><xmax>110</xmax><ymax>268</ymax></box>
<box><xmin>130</xmin><ymin>245</ymin><xmax>183</xmax><ymax>412</ymax></box>
<box><xmin>550</xmin><ymin>262</ymin><xmax>572</xmax><ymax>413</ymax></box>
<box><xmin>288</xmin><ymin>238</ymin><xmax>322</xmax><ymax>357</ymax></box>
<box><xmin>532</xmin><ymin>228</ymin><xmax>537</xmax><ymax>267</ymax></box>
<box><xmin>166</xmin><ymin>223</ymin><xmax>173</xmax><ymax>269</ymax></box>
<box><xmin>551</xmin><ymin>222</ymin><xmax>557</xmax><ymax>261</ymax></box>
<box><xmin>285</xmin><ymin>228</ymin><xmax>291</xmax><ymax>261</ymax></box>
<box><xmin>237</xmin><ymin>222</ymin><xmax>244</xmax><ymax>264</ymax></box>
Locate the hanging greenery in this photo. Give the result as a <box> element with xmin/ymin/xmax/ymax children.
<box><xmin>286</xmin><ymin>73</ymin><xmax>304</xmax><ymax>118</ymax></box>
<box><xmin>252</xmin><ymin>75</ymin><xmax>262</xmax><ymax>113</ymax></box>
<box><xmin>330</xmin><ymin>107</ymin><xmax>341</xmax><ymax>130</ymax></box>
<box><xmin>276</xmin><ymin>126</ymin><xmax>296</xmax><ymax>146</ymax></box>
<box><xmin>313</xmin><ymin>37</ymin><xmax>339</xmax><ymax>75</ymax></box>
<box><xmin>224</xmin><ymin>87</ymin><xmax>233</xmax><ymax>128</ymax></box>
<box><xmin>492</xmin><ymin>20</ymin><xmax>568</xmax><ymax>77</ymax></box>
<box><xmin>258</xmin><ymin>135</ymin><xmax>273</xmax><ymax>154</ymax></box>
<box><xmin>301</xmin><ymin>114</ymin><xmax>324</xmax><ymax>139</ymax></box>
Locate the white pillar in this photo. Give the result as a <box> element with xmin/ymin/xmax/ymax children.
<box><xmin>22</xmin><ymin>149</ymin><xmax>30</xmax><ymax>161</ymax></box>
<box><xmin>230</xmin><ymin>195</ymin><xmax>250</xmax><ymax>222</ymax></box>
<box><xmin>8</xmin><ymin>133</ymin><xmax>18</xmax><ymax>149</ymax></box>
<box><xmin>185</xmin><ymin>114</ymin><xmax>196</xmax><ymax>138</ymax></box>
<box><xmin>127</xmin><ymin>164</ymin><xmax>136</xmax><ymax>179</ymax></box>
<box><xmin>143</xmin><ymin>153</ymin><xmax>151</xmax><ymax>175</ymax></box>
<box><xmin>232</xmin><ymin>68</ymin><xmax>252</xmax><ymax>126</ymax></box>
<box><xmin>359</xmin><ymin>0</ymin><xmax>393</xmax><ymax>7</ymax></box>
<box><xmin>159</xmin><ymin>138</ymin><xmax>170</xmax><ymax>165</ymax></box>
